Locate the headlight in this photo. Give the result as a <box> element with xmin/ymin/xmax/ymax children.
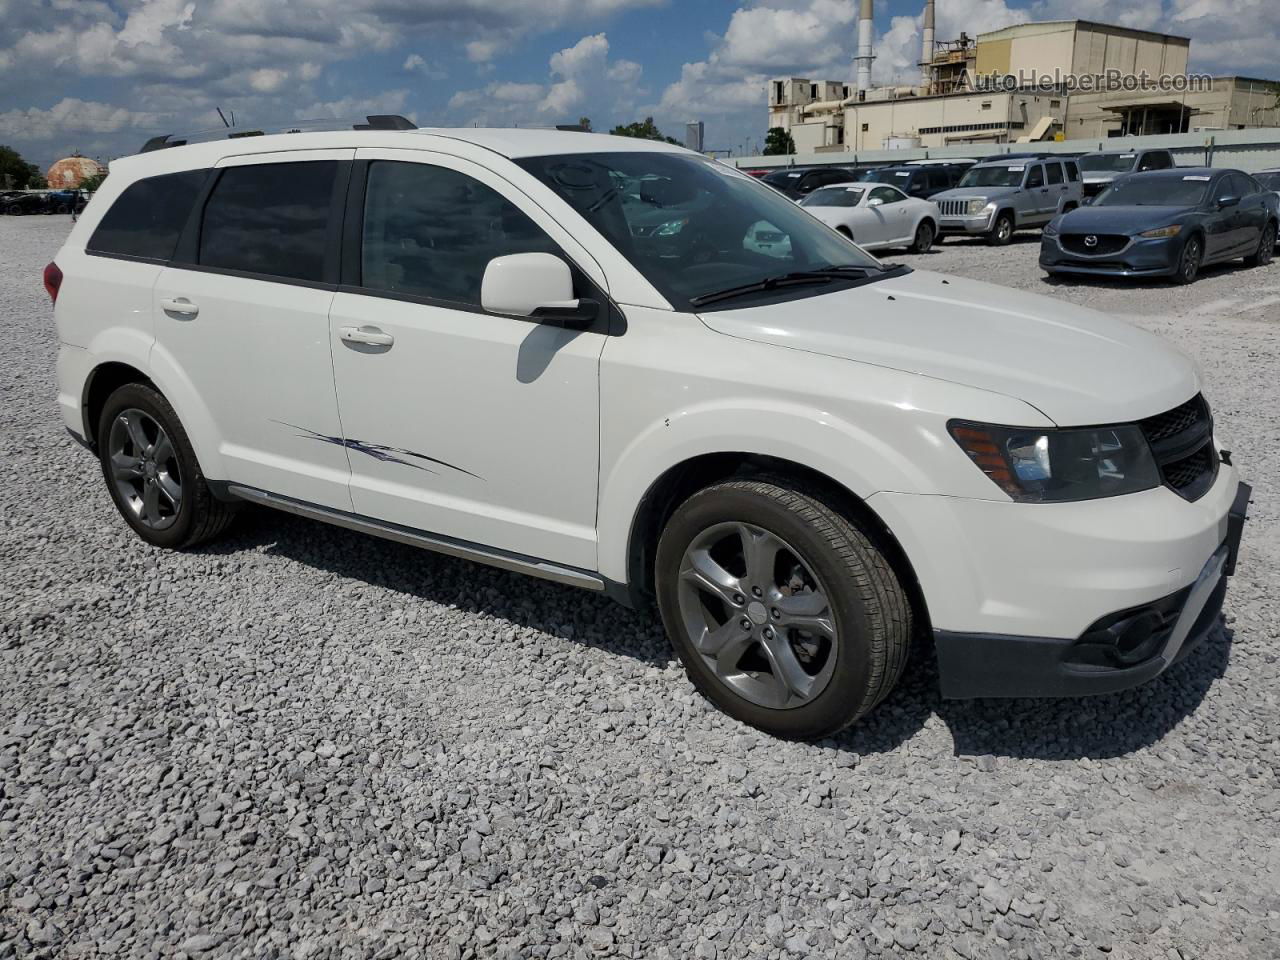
<box><xmin>966</xmin><ymin>199</ymin><xmax>988</xmax><ymax>215</ymax></box>
<box><xmin>655</xmin><ymin>218</ymin><xmax>688</xmax><ymax>237</ymax></box>
<box><xmin>1139</xmin><ymin>225</ymin><xmax>1182</xmax><ymax>239</ymax></box>
<box><xmin>948</xmin><ymin>421</ymin><xmax>1160</xmax><ymax>502</ymax></box>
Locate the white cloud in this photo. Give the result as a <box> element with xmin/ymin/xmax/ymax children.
<box><xmin>0</xmin><ymin>97</ymin><xmax>164</xmax><ymax>140</ymax></box>
<box><xmin>447</xmin><ymin>31</ymin><xmax>644</xmax><ymax>126</ymax></box>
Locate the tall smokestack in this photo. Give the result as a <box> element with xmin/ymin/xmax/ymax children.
<box><xmin>855</xmin><ymin>0</ymin><xmax>874</xmax><ymax>94</ymax></box>
<box><xmin>920</xmin><ymin>0</ymin><xmax>935</xmax><ymax>93</ymax></box>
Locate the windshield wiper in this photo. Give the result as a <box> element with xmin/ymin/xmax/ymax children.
<box><xmin>689</xmin><ymin>266</ymin><xmax>876</xmax><ymax>307</ymax></box>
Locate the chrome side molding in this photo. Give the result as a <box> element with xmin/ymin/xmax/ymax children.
<box><xmin>226</xmin><ymin>484</ymin><xmax>606</xmax><ymax>592</ymax></box>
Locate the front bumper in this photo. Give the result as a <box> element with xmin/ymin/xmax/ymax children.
<box><xmin>1040</xmin><ymin>234</ymin><xmax>1181</xmax><ymax>277</ymax></box>
<box><xmin>939</xmin><ymin>211</ymin><xmax>996</xmax><ymax>235</ymax></box>
<box><xmin>933</xmin><ymin>481</ymin><xmax>1251</xmax><ymax>698</ymax></box>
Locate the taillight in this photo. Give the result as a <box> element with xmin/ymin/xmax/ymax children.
<box><xmin>43</xmin><ymin>261</ymin><xmax>63</xmax><ymax>303</ymax></box>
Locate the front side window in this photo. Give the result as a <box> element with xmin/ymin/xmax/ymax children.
<box><xmin>516</xmin><ymin>152</ymin><xmax>886</xmax><ymax>310</ymax></box>
<box><xmin>199</xmin><ymin>161</ymin><xmax>337</xmax><ymax>282</ymax></box>
<box><xmin>88</xmin><ymin>170</ymin><xmax>208</xmax><ymax>261</ymax></box>
<box><xmin>360</xmin><ymin>161</ymin><xmax>556</xmax><ymax>305</ymax></box>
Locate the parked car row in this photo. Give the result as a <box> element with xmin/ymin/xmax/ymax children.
<box><xmin>758</xmin><ymin>151</ymin><xmax>1278</xmax><ymax>284</ymax></box>
<box><xmin>1</xmin><ymin>189</ymin><xmax>89</xmax><ymax>215</ymax></box>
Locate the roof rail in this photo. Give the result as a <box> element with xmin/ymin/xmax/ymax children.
<box><xmin>138</xmin><ymin>115</ymin><xmax>418</xmax><ymax>154</ymax></box>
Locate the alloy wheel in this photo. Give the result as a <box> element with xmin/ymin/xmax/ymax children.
<box><xmin>1181</xmin><ymin>238</ymin><xmax>1202</xmax><ymax>282</ymax></box>
<box><xmin>914</xmin><ymin>221</ymin><xmax>934</xmax><ymax>253</ymax></box>
<box><xmin>108</xmin><ymin>408</ymin><xmax>183</xmax><ymax>530</ymax></box>
<box><xmin>675</xmin><ymin>522</ymin><xmax>838</xmax><ymax>710</ymax></box>
<box><xmin>1259</xmin><ymin>226</ymin><xmax>1276</xmax><ymax>265</ymax></box>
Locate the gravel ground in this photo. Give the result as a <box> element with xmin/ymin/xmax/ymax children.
<box><xmin>2</xmin><ymin>215</ymin><xmax>1278</xmax><ymax>960</ymax></box>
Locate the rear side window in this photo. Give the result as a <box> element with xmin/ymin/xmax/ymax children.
<box><xmin>1046</xmin><ymin>163</ymin><xmax>1065</xmax><ymax>185</ymax></box>
<box><xmin>1064</xmin><ymin>160</ymin><xmax>1080</xmax><ymax>182</ymax></box>
<box><xmin>87</xmin><ymin>170</ymin><xmax>207</xmax><ymax>261</ymax></box>
<box><xmin>199</xmin><ymin>161</ymin><xmax>337</xmax><ymax>283</ymax></box>
<box><xmin>360</xmin><ymin>160</ymin><xmax>557</xmax><ymax>306</ymax></box>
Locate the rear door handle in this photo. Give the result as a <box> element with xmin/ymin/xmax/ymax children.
<box><xmin>340</xmin><ymin>325</ymin><xmax>395</xmax><ymax>348</ymax></box>
<box><xmin>160</xmin><ymin>297</ymin><xmax>199</xmax><ymax>318</ymax></box>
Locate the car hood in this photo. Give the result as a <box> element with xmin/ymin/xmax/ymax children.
<box><xmin>696</xmin><ymin>268</ymin><xmax>1197</xmax><ymax>425</ymax></box>
<box><xmin>1055</xmin><ymin>205</ymin><xmax>1189</xmax><ymax>234</ymax></box>
<box><xmin>931</xmin><ymin>185</ymin><xmax>1020</xmax><ymax>202</ymax></box>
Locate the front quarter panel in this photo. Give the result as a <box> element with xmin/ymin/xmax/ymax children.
<box><xmin>595</xmin><ymin>304</ymin><xmax>1051</xmax><ymax>584</ymax></box>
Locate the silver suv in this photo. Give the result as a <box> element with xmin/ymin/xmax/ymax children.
<box><xmin>933</xmin><ymin>156</ymin><xmax>1083</xmax><ymax>245</ymax></box>
<box><xmin>1079</xmin><ymin>148</ymin><xmax>1176</xmax><ymax>199</ymax></box>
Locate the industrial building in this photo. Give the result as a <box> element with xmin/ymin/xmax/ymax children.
<box><xmin>768</xmin><ymin>5</ymin><xmax>1280</xmax><ymax>153</ymax></box>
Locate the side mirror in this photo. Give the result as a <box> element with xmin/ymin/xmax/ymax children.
<box><xmin>868</xmin><ymin>198</ymin><xmax>884</xmax><ymax>207</ymax></box>
<box><xmin>1217</xmin><ymin>195</ymin><xmax>1240</xmax><ymax>209</ymax></box>
<box><xmin>480</xmin><ymin>253</ymin><xmax>598</xmax><ymax>329</ymax></box>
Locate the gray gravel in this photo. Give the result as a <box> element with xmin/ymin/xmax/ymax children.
<box><xmin>2</xmin><ymin>215</ymin><xmax>1278</xmax><ymax>959</ymax></box>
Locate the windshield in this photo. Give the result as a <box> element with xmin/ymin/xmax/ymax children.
<box><xmin>800</xmin><ymin>185</ymin><xmax>865</xmax><ymax>208</ymax></box>
<box><xmin>1256</xmin><ymin>172</ymin><xmax>1280</xmax><ymax>192</ymax></box>
<box><xmin>1080</xmin><ymin>153</ymin><xmax>1138</xmax><ymax>173</ymax></box>
<box><xmin>957</xmin><ymin>165</ymin><xmax>1026</xmax><ymax>188</ymax></box>
<box><xmin>517</xmin><ymin>152</ymin><xmax>887</xmax><ymax>310</ymax></box>
<box><xmin>866</xmin><ymin>169</ymin><xmax>913</xmax><ymax>185</ymax></box>
<box><xmin>762</xmin><ymin>169</ymin><xmax>806</xmax><ymax>188</ymax></box>
<box><xmin>1096</xmin><ymin>176</ymin><xmax>1209</xmax><ymax>207</ymax></box>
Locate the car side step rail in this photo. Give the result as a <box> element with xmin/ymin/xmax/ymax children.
<box><xmin>226</xmin><ymin>484</ymin><xmax>606</xmax><ymax>592</ymax></box>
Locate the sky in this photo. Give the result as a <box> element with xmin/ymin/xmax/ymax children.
<box><xmin>0</xmin><ymin>0</ymin><xmax>1273</xmax><ymax>171</ymax></box>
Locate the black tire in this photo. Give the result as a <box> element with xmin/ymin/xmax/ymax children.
<box><xmin>655</xmin><ymin>477</ymin><xmax>912</xmax><ymax>740</ymax></box>
<box><xmin>5</xmin><ymin>204</ymin><xmax>20</xmax><ymax>216</ymax></box>
<box><xmin>910</xmin><ymin>219</ymin><xmax>935</xmax><ymax>254</ymax></box>
<box><xmin>987</xmin><ymin>212</ymin><xmax>1014</xmax><ymax>246</ymax></box>
<box><xmin>1173</xmin><ymin>235</ymin><xmax>1203</xmax><ymax>285</ymax></box>
<box><xmin>97</xmin><ymin>383</ymin><xmax>237</xmax><ymax>549</ymax></box>
<box><xmin>1245</xmin><ymin>222</ymin><xmax>1276</xmax><ymax>267</ymax></box>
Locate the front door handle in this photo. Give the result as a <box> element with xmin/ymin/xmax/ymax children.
<box><xmin>340</xmin><ymin>325</ymin><xmax>395</xmax><ymax>348</ymax></box>
<box><xmin>160</xmin><ymin>297</ymin><xmax>199</xmax><ymax>318</ymax></box>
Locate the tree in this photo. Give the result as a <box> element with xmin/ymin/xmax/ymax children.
<box><xmin>609</xmin><ymin>117</ymin><xmax>681</xmax><ymax>145</ymax></box>
<box><xmin>0</xmin><ymin>145</ymin><xmax>44</xmax><ymax>190</ymax></box>
<box><xmin>79</xmin><ymin>171</ymin><xmax>108</xmax><ymax>193</ymax></box>
<box><xmin>763</xmin><ymin>127</ymin><xmax>796</xmax><ymax>157</ymax></box>
<box><xmin>578</xmin><ymin>117</ymin><xmax>593</xmax><ymax>132</ymax></box>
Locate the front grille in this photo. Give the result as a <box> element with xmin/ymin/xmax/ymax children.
<box><xmin>1060</xmin><ymin>233</ymin><xmax>1130</xmax><ymax>255</ymax></box>
<box><xmin>938</xmin><ymin>199</ymin><xmax>971</xmax><ymax>217</ymax></box>
<box><xmin>1138</xmin><ymin>394</ymin><xmax>1218</xmax><ymax>501</ymax></box>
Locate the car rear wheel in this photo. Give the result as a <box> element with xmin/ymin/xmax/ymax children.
<box><xmin>1245</xmin><ymin>223</ymin><xmax>1276</xmax><ymax>267</ymax></box>
<box><xmin>1174</xmin><ymin>236</ymin><xmax>1203</xmax><ymax>285</ymax></box>
<box><xmin>97</xmin><ymin>383</ymin><xmax>238</xmax><ymax>549</ymax></box>
<box><xmin>910</xmin><ymin>220</ymin><xmax>935</xmax><ymax>254</ymax></box>
<box><xmin>655</xmin><ymin>477</ymin><xmax>912</xmax><ymax>740</ymax></box>
<box><xmin>987</xmin><ymin>212</ymin><xmax>1014</xmax><ymax>246</ymax></box>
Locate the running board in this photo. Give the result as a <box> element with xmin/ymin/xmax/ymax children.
<box><xmin>226</xmin><ymin>485</ymin><xmax>606</xmax><ymax>592</ymax></box>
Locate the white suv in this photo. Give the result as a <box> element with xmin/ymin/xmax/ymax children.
<box><xmin>47</xmin><ymin>122</ymin><xmax>1250</xmax><ymax>740</ymax></box>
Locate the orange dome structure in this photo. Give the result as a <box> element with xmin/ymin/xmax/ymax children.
<box><xmin>46</xmin><ymin>155</ymin><xmax>105</xmax><ymax>189</ymax></box>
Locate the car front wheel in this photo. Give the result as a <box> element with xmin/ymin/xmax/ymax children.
<box><xmin>1174</xmin><ymin>235</ymin><xmax>1203</xmax><ymax>284</ymax></box>
<box><xmin>655</xmin><ymin>477</ymin><xmax>912</xmax><ymax>740</ymax></box>
<box><xmin>987</xmin><ymin>212</ymin><xmax>1014</xmax><ymax>246</ymax></box>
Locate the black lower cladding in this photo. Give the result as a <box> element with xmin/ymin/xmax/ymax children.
<box><xmin>935</xmin><ymin>480</ymin><xmax>1251</xmax><ymax>700</ymax></box>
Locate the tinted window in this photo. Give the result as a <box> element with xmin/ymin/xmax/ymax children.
<box><xmin>1222</xmin><ymin>174</ymin><xmax>1253</xmax><ymax>199</ymax></box>
<box><xmin>1064</xmin><ymin>160</ymin><xmax>1080</xmax><ymax>182</ymax></box>
<box><xmin>199</xmin><ymin>161</ymin><xmax>337</xmax><ymax>283</ymax></box>
<box><xmin>361</xmin><ymin>161</ymin><xmax>557</xmax><ymax>305</ymax></box>
<box><xmin>1026</xmin><ymin>165</ymin><xmax>1045</xmax><ymax>188</ymax></box>
<box><xmin>1046</xmin><ymin>162</ymin><xmax>1065</xmax><ymax>185</ymax></box>
<box><xmin>87</xmin><ymin>170</ymin><xmax>207</xmax><ymax>261</ymax></box>
<box><xmin>1097</xmin><ymin>176</ymin><xmax>1208</xmax><ymax>207</ymax></box>
<box><xmin>1255</xmin><ymin>172</ymin><xmax>1280</xmax><ymax>192</ymax></box>
<box><xmin>1139</xmin><ymin>152</ymin><xmax>1172</xmax><ymax>171</ymax></box>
